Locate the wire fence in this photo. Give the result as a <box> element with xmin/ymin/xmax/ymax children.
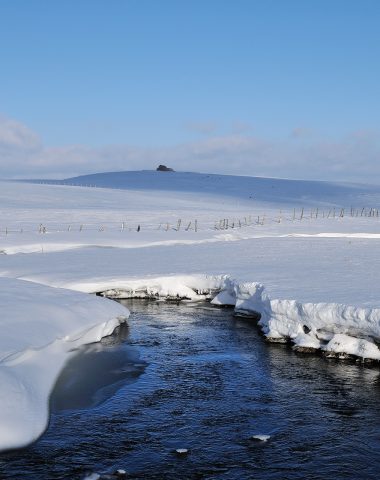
<box><xmin>0</xmin><ymin>206</ymin><xmax>378</xmax><ymax>236</ymax></box>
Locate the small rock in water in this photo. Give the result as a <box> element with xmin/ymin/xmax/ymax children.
<box><xmin>83</xmin><ymin>474</ymin><xmax>101</xmax><ymax>480</ymax></box>
<box><xmin>114</xmin><ymin>469</ymin><xmax>127</xmax><ymax>478</ymax></box>
<box><xmin>251</xmin><ymin>434</ymin><xmax>270</xmax><ymax>442</ymax></box>
<box><xmin>175</xmin><ymin>448</ymin><xmax>189</xmax><ymax>455</ymax></box>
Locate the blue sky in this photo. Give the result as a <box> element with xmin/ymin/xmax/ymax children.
<box><xmin>0</xmin><ymin>0</ymin><xmax>379</xmax><ymax>181</ymax></box>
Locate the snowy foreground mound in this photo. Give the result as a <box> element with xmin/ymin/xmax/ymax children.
<box><xmin>0</xmin><ymin>278</ymin><xmax>128</xmax><ymax>451</ymax></box>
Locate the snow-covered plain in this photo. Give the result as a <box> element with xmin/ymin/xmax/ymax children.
<box><xmin>1</xmin><ymin>170</ymin><xmax>380</xmax><ymax>450</ymax></box>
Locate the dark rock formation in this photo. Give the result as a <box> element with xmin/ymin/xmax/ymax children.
<box><xmin>156</xmin><ymin>165</ymin><xmax>174</xmax><ymax>172</ymax></box>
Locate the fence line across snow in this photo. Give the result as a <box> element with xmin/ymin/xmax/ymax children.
<box><xmin>0</xmin><ymin>206</ymin><xmax>379</xmax><ymax>236</ymax></box>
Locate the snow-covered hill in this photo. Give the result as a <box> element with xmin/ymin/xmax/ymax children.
<box><xmin>43</xmin><ymin>169</ymin><xmax>380</xmax><ymax>207</ymax></box>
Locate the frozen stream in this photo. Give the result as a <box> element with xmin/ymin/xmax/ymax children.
<box><xmin>1</xmin><ymin>300</ymin><xmax>380</xmax><ymax>479</ymax></box>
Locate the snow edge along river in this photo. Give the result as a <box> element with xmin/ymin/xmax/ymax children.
<box><xmin>97</xmin><ymin>273</ymin><xmax>380</xmax><ymax>362</ymax></box>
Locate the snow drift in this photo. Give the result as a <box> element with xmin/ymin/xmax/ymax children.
<box><xmin>0</xmin><ymin>278</ymin><xmax>128</xmax><ymax>451</ymax></box>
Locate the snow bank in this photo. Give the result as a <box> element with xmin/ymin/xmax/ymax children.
<box><xmin>0</xmin><ymin>278</ymin><xmax>128</xmax><ymax>451</ymax></box>
<box><xmin>212</xmin><ymin>280</ymin><xmax>380</xmax><ymax>361</ymax></box>
<box><xmin>63</xmin><ymin>268</ymin><xmax>380</xmax><ymax>364</ymax></box>
<box><xmin>82</xmin><ymin>272</ymin><xmax>380</xmax><ymax>362</ymax></box>
<box><xmin>90</xmin><ymin>274</ymin><xmax>224</xmax><ymax>300</ymax></box>
<box><xmin>323</xmin><ymin>334</ymin><xmax>380</xmax><ymax>360</ymax></box>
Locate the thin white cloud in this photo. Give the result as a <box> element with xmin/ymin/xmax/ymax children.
<box><xmin>0</xmin><ymin>115</ymin><xmax>41</xmax><ymax>151</ymax></box>
<box><xmin>184</xmin><ymin>121</ymin><xmax>218</xmax><ymax>135</ymax></box>
<box><xmin>290</xmin><ymin>127</ymin><xmax>314</xmax><ymax>139</ymax></box>
<box><xmin>230</xmin><ymin>121</ymin><xmax>253</xmax><ymax>134</ymax></box>
<box><xmin>0</xmin><ymin>115</ymin><xmax>379</xmax><ymax>184</ymax></box>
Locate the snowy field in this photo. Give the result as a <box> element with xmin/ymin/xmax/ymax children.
<box><xmin>1</xmin><ymin>170</ymin><xmax>380</xmax><ymax>451</ymax></box>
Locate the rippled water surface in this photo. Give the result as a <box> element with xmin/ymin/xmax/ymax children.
<box><xmin>1</xmin><ymin>300</ymin><xmax>380</xmax><ymax>479</ymax></box>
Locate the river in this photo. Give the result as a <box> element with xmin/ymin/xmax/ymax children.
<box><xmin>1</xmin><ymin>299</ymin><xmax>380</xmax><ymax>479</ymax></box>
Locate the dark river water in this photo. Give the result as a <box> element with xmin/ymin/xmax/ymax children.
<box><xmin>1</xmin><ymin>300</ymin><xmax>380</xmax><ymax>479</ymax></box>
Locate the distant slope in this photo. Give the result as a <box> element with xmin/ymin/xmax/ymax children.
<box><xmin>34</xmin><ymin>170</ymin><xmax>380</xmax><ymax>207</ymax></box>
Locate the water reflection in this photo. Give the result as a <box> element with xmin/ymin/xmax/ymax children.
<box><xmin>51</xmin><ymin>324</ymin><xmax>147</xmax><ymax>411</ymax></box>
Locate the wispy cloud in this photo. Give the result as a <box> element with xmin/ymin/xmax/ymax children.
<box><xmin>184</xmin><ymin>121</ymin><xmax>218</xmax><ymax>135</ymax></box>
<box><xmin>290</xmin><ymin>127</ymin><xmax>314</xmax><ymax>139</ymax></box>
<box><xmin>1</xmin><ymin>115</ymin><xmax>379</xmax><ymax>183</ymax></box>
<box><xmin>0</xmin><ymin>115</ymin><xmax>41</xmax><ymax>151</ymax></box>
<box><xmin>231</xmin><ymin>121</ymin><xmax>253</xmax><ymax>134</ymax></box>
